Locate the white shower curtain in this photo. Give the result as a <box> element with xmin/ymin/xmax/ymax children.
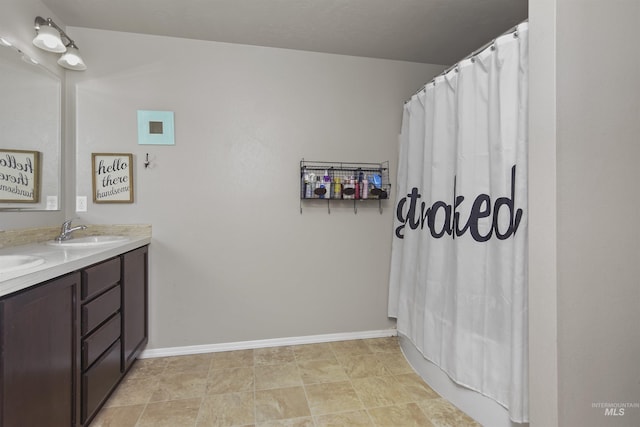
<box><xmin>389</xmin><ymin>23</ymin><xmax>528</xmax><ymax>423</ymax></box>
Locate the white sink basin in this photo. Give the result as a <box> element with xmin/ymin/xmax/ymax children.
<box><xmin>0</xmin><ymin>255</ymin><xmax>45</xmax><ymax>273</ymax></box>
<box><xmin>46</xmin><ymin>235</ymin><xmax>129</xmax><ymax>248</ymax></box>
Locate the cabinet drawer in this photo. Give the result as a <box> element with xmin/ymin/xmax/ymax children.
<box><xmin>82</xmin><ymin>285</ymin><xmax>120</xmax><ymax>335</ymax></box>
<box><xmin>82</xmin><ymin>257</ymin><xmax>121</xmax><ymax>301</ymax></box>
<box><xmin>82</xmin><ymin>339</ymin><xmax>122</xmax><ymax>424</ymax></box>
<box><xmin>83</xmin><ymin>314</ymin><xmax>121</xmax><ymax>370</ymax></box>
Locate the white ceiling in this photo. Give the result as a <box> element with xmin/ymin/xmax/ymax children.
<box><xmin>41</xmin><ymin>0</ymin><xmax>527</xmax><ymax>65</ymax></box>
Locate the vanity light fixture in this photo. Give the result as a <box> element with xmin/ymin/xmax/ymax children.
<box><xmin>33</xmin><ymin>20</ymin><xmax>65</xmax><ymax>52</ymax></box>
<box><xmin>57</xmin><ymin>42</ymin><xmax>86</xmax><ymax>70</ymax></box>
<box><xmin>33</xmin><ymin>16</ymin><xmax>86</xmax><ymax>71</ymax></box>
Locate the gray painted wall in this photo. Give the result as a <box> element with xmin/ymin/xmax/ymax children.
<box><xmin>530</xmin><ymin>0</ymin><xmax>640</xmax><ymax>426</ymax></box>
<box><xmin>528</xmin><ymin>0</ymin><xmax>559</xmax><ymax>425</ymax></box>
<box><xmin>556</xmin><ymin>1</ymin><xmax>640</xmax><ymax>425</ymax></box>
<box><xmin>64</xmin><ymin>27</ymin><xmax>443</xmax><ymax>349</ymax></box>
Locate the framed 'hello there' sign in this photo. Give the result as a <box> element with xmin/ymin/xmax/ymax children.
<box><xmin>92</xmin><ymin>153</ymin><xmax>134</xmax><ymax>203</ymax></box>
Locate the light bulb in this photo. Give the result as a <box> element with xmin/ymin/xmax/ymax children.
<box><xmin>33</xmin><ymin>25</ymin><xmax>66</xmax><ymax>53</ymax></box>
<box><xmin>65</xmin><ymin>54</ymin><xmax>79</xmax><ymax>66</ymax></box>
<box><xmin>43</xmin><ymin>36</ymin><xmax>58</xmax><ymax>49</ymax></box>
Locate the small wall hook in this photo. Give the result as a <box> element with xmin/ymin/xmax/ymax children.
<box><xmin>144</xmin><ymin>153</ymin><xmax>150</xmax><ymax>169</ymax></box>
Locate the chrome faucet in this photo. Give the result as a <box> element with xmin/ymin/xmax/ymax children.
<box><xmin>55</xmin><ymin>218</ymin><xmax>87</xmax><ymax>242</ymax></box>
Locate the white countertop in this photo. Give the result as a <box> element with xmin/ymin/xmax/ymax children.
<box><xmin>0</xmin><ymin>236</ymin><xmax>151</xmax><ymax>298</ymax></box>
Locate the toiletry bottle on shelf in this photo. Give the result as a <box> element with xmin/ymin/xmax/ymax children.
<box><xmin>314</xmin><ymin>176</ymin><xmax>321</xmax><ymax>198</ymax></box>
<box><xmin>370</xmin><ymin>174</ymin><xmax>382</xmax><ymax>198</ymax></box>
<box><xmin>358</xmin><ymin>169</ymin><xmax>365</xmax><ymax>199</ymax></box>
<box><xmin>333</xmin><ymin>177</ymin><xmax>342</xmax><ymax>199</ymax></box>
<box><xmin>361</xmin><ymin>176</ymin><xmax>369</xmax><ymax>199</ymax></box>
<box><xmin>343</xmin><ymin>176</ymin><xmax>355</xmax><ymax>199</ymax></box>
<box><xmin>318</xmin><ymin>176</ymin><xmax>328</xmax><ymax>199</ymax></box>
<box><xmin>304</xmin><ymin>175</ymin><xmax>312</xmax><ymax>198</ymax></box>
<box><xmin>355</xmin><ymin>177</ymin><xmax>360</xmax><ymax>200</ymax></box>
<box><xmin>302</xmin><ymin>168</ymin><xmax>310</xmax><ymax>199</ymax></box>
<box><xmin>307</xmin><ymin>173</ymin><xmax>316</xmax><ymax>198</ymax></box>
<box><xmin>323</xmin><ymin>170</ymin><xmax>332</xmax><ymax>199</ymax></box>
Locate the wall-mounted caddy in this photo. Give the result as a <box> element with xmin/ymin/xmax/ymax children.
<box><xmin>300</xmin><ymin>160</ymin><xmax>390</xmax><ymax>214</ymax></box>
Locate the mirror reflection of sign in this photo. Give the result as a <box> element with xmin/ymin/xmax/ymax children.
<box><xmin>0</xmin><ymin>149</ymin><xmax>40</xmax><ymax>203</ymax></box>
<box><xmin>92</xmin><ymin>153</ymin><xmax>133</xmax><ymax>203</ymax></box>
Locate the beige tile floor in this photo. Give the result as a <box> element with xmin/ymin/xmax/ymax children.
<box><xmin>91</xmin><ymin>337</ymin><xmax>480</xmax><ymax>427</ymax></box>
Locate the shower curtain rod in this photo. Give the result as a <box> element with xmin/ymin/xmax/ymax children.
<box><xmin>406</xmin><ymin>19</ymin><xmax>528</xmax><ymax>102</ymax></box>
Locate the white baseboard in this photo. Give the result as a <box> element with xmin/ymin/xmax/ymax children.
<box><xmin>139</xmin><ymin>329</ymin><xmax>398</xmax><ymax>359</ymax></box>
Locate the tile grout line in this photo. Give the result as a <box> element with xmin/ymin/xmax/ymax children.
<box><xmin>336</xmin><ymin>341</ymin><xmax>379</xmax><ymax>427</ymax></box>
<box><xmin>374</xmin><ymin>342</ymin><xmax>458</xmax><ymax>425</ymax></box>
<box><xmin>134</xmin><ymin>358</ymin><xmax>167</xmax><ymax>427</ymax></box>
<box><xmin>293</xmin><ymin>348</ymin><xmax>318</xmax><ymax>426</ymax></box>
<box><xmin>252</xmin><ymin>349</ymin><xmax>258</xmax><ymax>427</ymax></box>
<box><xmin>192</xmin><ymin>357</ymin><xmax>215</xmax><ymax>427</ymax></box>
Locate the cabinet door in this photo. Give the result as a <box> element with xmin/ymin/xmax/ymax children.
<box><xmin>121</xmin><ymin>246</ymin><xmax>148</xmax><ymax>371</ymax></box>
<box><xmin>0</xmin><ymin>272</ymin><xmax>80</xmax><ymax>427</ymax></box>
<box><xmin>81</xmin><ymin>339</ymin><xmax>122</xmax><ymax>423</ymax></box>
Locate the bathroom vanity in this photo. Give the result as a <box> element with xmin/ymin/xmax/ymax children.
<box><xmin>0</xmin><ymin>234</ymin><xmax>150</xmax><ymax>426</ymax></box>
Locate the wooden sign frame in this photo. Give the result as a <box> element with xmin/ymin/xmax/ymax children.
<box><xmin>92</xmin><ymin>153</ymin><xmax>134</xmax><ymax>203</ymax></box>
<box><xmin>0</xmin><ymin>149</ymin><xmax>40</xmax><ymax>203</ymax></box>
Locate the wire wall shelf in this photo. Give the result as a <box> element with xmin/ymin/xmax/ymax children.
<box><xmin>300</xmin><ymin>159</ymin><xmax>391</xmax><ymax>214</ymax></box>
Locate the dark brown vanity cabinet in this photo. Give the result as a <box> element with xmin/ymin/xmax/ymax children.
<box><xmin>0</xmin><ymin>244</ymin><xmax>149</xmax><ymax>427</ymax></box>
<box><xmin>80</xmin><ymin>257</ymin><xmax>122</xmax><ymax>424</ymax></box>
<box><xmin>122</xmin><ymin>246</ymin><xmax>148</xmax><ymax>372</ymax></box>
<box><xmin>0</xmin><ymin>272</ymin><xmax>81</xmax><ymax>427</ymax></box>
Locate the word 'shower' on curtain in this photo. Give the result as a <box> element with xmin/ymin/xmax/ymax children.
<box><xmin>388</xmin><ymin>23</ymin><xmax>528</xmax><ymax>423</ymax></box>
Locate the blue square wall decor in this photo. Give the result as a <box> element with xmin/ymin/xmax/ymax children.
<box><xmin>137</xmin><ymin>110</ymin><xmax>175</xmax><ymax>145</ymax></box>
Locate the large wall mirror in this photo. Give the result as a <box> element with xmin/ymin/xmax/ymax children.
<box><xmin>0</xmin><ymin>42</ymin><xmax>61</xmax><ymax>210</ymax></box>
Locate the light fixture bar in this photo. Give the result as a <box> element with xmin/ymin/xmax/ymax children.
<box><xmin>33</xmin><ymin>16</ymin><xmax>86</xmax><ymax>70</ymax></box>
<box><xmin>34</xmin><ymin>16</ymin><xmax>76</xmax><ymax>48</ymax></box>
